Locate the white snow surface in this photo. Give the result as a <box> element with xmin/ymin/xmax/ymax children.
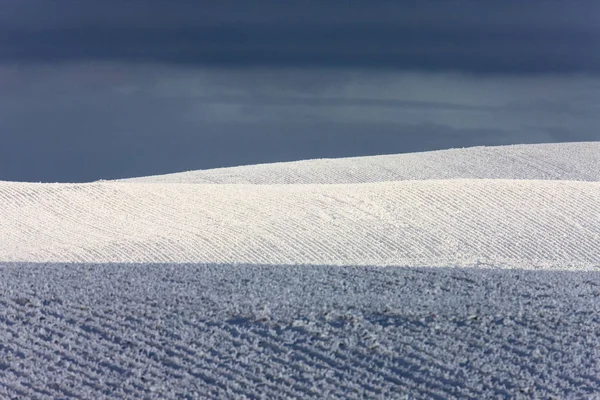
<box><xmin>121</xmin><ymin>142</ymin><xmax>600</xmax><ymax>184</ymax></box>
<box><xmin>1</xmin><ymin>141</ymin><xmax>600</xmax><ymax>399</ymax></box>
<box><xmin>1</xmin><ymin>179</ymin><xmax>599</xmax><ymax>269</ymax></box>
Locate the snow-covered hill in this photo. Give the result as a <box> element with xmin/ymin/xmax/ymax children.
<box><xmin>1</xmin><ymin>179</ymin><xmax>599</xmax><ymax>269</ymax></box>
<box><xmin>122</xmin><ymin>142</ymin><xmax>600</xmax><ymax>184</ymax></box>
<box><xmin>1</xmin><ymin>142</ymin><xmax>599</xmax><ymax>399</ymax></box>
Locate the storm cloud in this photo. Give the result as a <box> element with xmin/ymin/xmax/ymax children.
<box><xmin>1</xmin><ymin>65</ymin><xmax>599</xmax><ymax>182</ymax></box>
<box><xmin>1</xmin><ymin>0</ymin><xmax>600</xmax><ymax>74</ymax></box>
<box><xmin>1</xmin><ymin>1</ymin><xmax>600</xmax><ymax>182</ymax></box>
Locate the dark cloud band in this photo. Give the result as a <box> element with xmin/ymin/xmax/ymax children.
<box><xmin>1</xmin><ymin>0</ymin><xmax>599</xmax><ymax>74</ymax></box>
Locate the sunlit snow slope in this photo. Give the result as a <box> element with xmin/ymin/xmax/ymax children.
<box><xmin>2</xmin><ymin>142</ymin><xmax>600</xmax><ymax>399</ymax></box>
<box><xmin>1</xmin><ymin>179</ymin><xmax>599</xmax><ymax>268</ymax></box>
<box><xmin>122</xmin><ymin>142</ymin><xmax>600</xmax><ymax>184</ymax></box>
<box><xmin>2</xmin><ymin>142</ymin><xmax>599</xmax><ymax>268</ymax></box>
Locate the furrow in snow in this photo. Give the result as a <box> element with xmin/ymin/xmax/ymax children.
<box><xmin>1</xmin><ymin>179</ymin><xmax>599</xmax><ymax>269</ymax></box>
<box><xmin>2</xmin><ymin>263</ymin><xmax>599</xmax><ymax>399</ymax></box>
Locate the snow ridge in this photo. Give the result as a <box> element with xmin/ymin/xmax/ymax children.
<box><xmin>121</xmin><ymin>142</ymin><xmax>600</xmax><ymax>184</ymax></box>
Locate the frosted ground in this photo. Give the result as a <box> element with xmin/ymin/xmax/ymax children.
<box><xmin>1</xmin><ymin>142</ymin><xmax>599</xmax><ymax>399</ymax></box>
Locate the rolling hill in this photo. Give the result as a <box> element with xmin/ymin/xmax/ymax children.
<box><xmin>1</xmin><ymin>142</ymin><xmax>599</xmax><ymax>399</ymax></box>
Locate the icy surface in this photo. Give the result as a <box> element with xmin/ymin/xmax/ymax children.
<box><xmin>1</xmin><ymin>142</ymin><xmax>600</xmax><ymax>398</ymax></box>
<box><xmin>1</xmin><ymin>263</ymin><xmax>599</xmax><ymax>399</ymax></box>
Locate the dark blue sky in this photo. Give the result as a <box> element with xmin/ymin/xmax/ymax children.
<box><xmin>2</xmin><ymin>0</ymin><xmax>600</xmax><ymax>73</ymax></box>
<box><xmin>1</xmin><ymin>0</ymin><xmax>600</xmax><ymax>182</ymax></box>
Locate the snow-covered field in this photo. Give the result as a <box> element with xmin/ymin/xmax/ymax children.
<box><xmin>1</xmin><ymin>142</ymin><xmax>599</xmax><ymax>398</ymax></box>
<box><xmin>121</xmin><ymin>142</ymin><xmax>600</xmax><ymax>184</ymax></box>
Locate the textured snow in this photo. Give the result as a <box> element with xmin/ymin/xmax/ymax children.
<box><xmin>1</xmin><ymin>263</ymin><xmax>599</xmax><ymax>399</ymax></box>
<box><xmin>1</xmin><ymin>141</ymin><xmax>600</xmax><ymax>399</ymax></box>
<box><xmin>121</xmin><ymin>142</ymin><xmax>600</xmax><ymax>184</ymax></box>
<box><xmin>1</xmin><ymin>179</ymin><xmax>599</xmax><ymax>269</ymax></box>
